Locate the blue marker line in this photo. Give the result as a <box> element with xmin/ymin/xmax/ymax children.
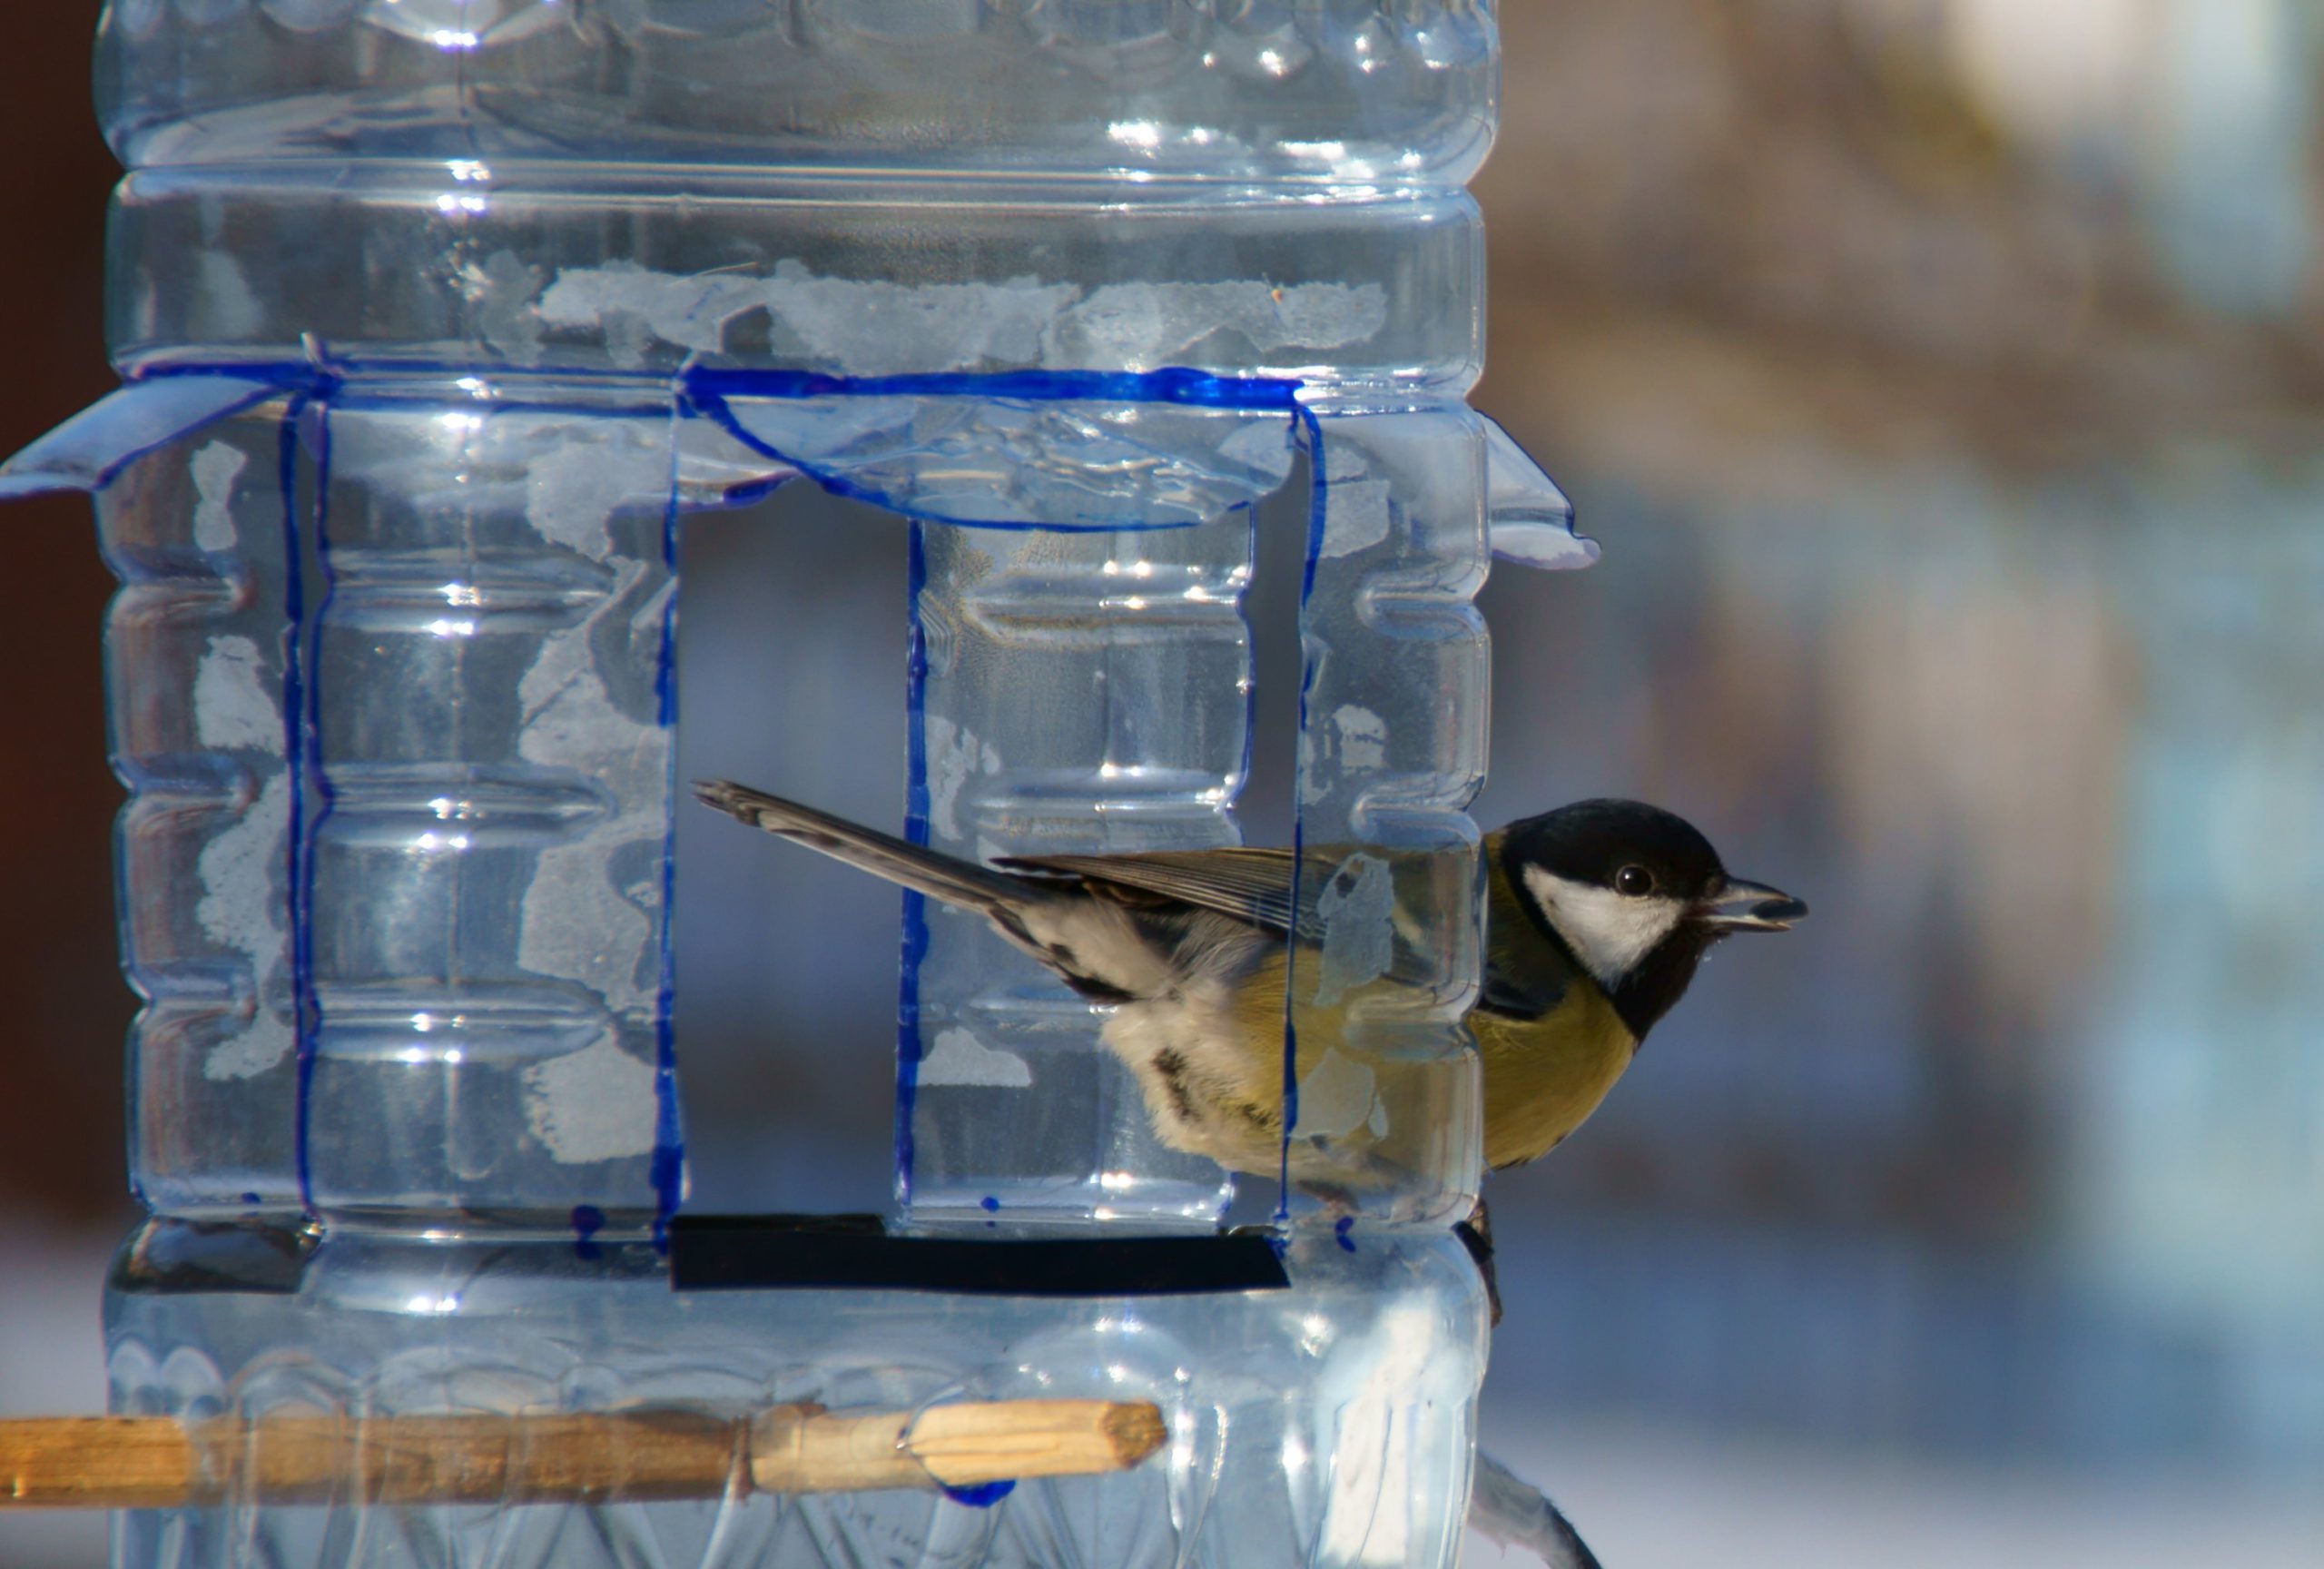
<box><xmin>570</xmin><ymin>1204</ymin><xmax>607</xmax><ymax>1263</ymax></box>
<box><xmin>683</xmin><ymin>365</ymin><xmax>1301</xmax><ymax>410</ymax></box>
<box><xmin>894</xmin><ymin>518</ymin><xmax>932</xmax><ymax>1206</ymax></box>
<box><xmin>1276</xmin><ymin>401</ymin><xmax>1331</xmax><ymax>1219</ymax></box>
<box><xmin>277</xmin><ymin>393</ymin><xmax>312</xmax><ymax>1212</ymax></box>
<box><xmin>301</xmin><ymin>398</ymin><xmax>342</xmax><ymax>1213</ymax></box>
<box><xmin>650</xmin><ymin>418</ymin><xmax>688</xmax><ymax>1249</ymax></box>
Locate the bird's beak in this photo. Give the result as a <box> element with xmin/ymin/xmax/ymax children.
<box><xmin>1693</xmin><ymin>877</ymin><xmax>1807</xmax><ymax>933</ymax></box>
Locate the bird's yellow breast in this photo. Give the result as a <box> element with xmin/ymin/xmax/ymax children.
<box><xmin>1101</xmin><ymin>943</ymin><xmax>1638</xmax><ymax>1186</ymax></box>
<box><xmin>1472</xmin><ymin>983</ymin><xmax>1639</xmax><ymax>1170</ymax></box>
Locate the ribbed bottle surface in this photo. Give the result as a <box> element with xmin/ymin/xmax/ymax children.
<box><xmin>94</xmin><ymin>3</ymin><xmax>1500</xmax><ymax>1231</ymax></box>
<box><xmin>98</xmin><ymin>387</ymin><xmax>683</xmax><ymax>1224</ymax></box>
<box><xmin>101</xmin><ymin>404</ymin><xmax>304</xmax><ymax>1215</ymax></box>
<box><xmin>99</xmin><ymin>1</ymin><xmax>1495</xmax><ymax>183</ymax></box>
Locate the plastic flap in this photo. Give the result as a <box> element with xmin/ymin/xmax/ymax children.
<box><xmin>0</xmin><ymin>375</ymin><xmax>292</xmax><ymax>500</ymax></box>
<box><xmin>698</xmin><ymin>390</ymin><xmax>1298</xmax><ymax>530</ymax></box>
<box><xmin>1483</xmin><ymin>414</ymin><xmax>1597</xmax><ymax>570</ymax></box>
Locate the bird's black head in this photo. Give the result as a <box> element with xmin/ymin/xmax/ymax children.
<box><xmin>1500</xmin><ymin>799</ymin><xmax>1806</xmax><ymax>1041</ymax></box>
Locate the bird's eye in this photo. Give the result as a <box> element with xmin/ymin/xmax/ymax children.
<box><xmin>1615</xmin><ymin>864</ymin><xmax>1655</xmax><ymax>896</ymax></box>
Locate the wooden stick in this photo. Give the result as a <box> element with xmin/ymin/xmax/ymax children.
<box><xmin>0</xmin><ymin>1398</ymin><xmax>1167</xmax><ymax>1510</ymax></box>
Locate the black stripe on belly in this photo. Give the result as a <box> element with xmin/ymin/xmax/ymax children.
<box><xmin>1151</xmin><ymin>1048</ymin><xmax>1199</xmax><ymax>1123</ymax></box>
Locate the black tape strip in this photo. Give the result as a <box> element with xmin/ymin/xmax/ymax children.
<box><xmin>670</xmin><ymin>1215</ymin><xmax>1289</xmax><ymax>1297</ymax></box>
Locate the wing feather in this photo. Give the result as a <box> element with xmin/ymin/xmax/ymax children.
<box><xmin>996</xmin><ymin>845</ymin><xmax>1329</xmax><ymax>939</ymax></box>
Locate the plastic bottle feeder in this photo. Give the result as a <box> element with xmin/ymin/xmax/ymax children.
<box><xmin>1</xmin><ymin>6</ymin><xmax>1593</xmax><ymax>1566</ymax></box>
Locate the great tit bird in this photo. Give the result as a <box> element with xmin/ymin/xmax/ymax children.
<box><xmin>694</xmin><ymin>781</ymin><xmax>1805</xmax><ymax>1186</ymax></box>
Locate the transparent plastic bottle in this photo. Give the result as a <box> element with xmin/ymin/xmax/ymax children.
<box><xmin>0</xmin><ymin>5</ymin><xmax>1590</xmax><ymax>1566</ymax></box>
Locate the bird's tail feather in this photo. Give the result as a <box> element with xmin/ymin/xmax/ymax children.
<box><xmin>693</xmin><ymin>780</ymin><xmax>1041</xmax><ymax>919</ymax></box>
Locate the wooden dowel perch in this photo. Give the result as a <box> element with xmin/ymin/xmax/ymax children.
<box><xmin>0</xmin><ymin>1398</ymin><xmax>1167</xmax><ymax>1510</ymax></box>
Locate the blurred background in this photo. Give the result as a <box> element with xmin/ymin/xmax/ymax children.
<box><xmin>5</xmin><ymin>4</ymin><xmax>2323</xmax><ymax>1565</ymax></box>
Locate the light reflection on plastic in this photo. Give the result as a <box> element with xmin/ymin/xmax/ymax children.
<box><xmin>447</xmin><ymin>161</ymin><xmax>491</xmax><ymax>183</ymax></box>
<box><xmin>440</xmin><ymin>583</ymin><xmax>482</xmax><ymax>607</ymax></box>
<box><xmin>438</xmin><ymin>411</ymin><xmax>483</xmax><ymax>436</ymax></box>
<box><xmin>1167</xmin><ymin>1414</ymin><xmax>1196</xmax><ymax>1456</ymax></box>
<box><xmin>431</xmin><ymin>30</ymin><xmax>479</xmax><ymax>51</ymax></box>
<box><xmin>435</xmin><ymin>193</ymin><xmax>488</xmax><ymax>216</ymax></box>
<box><xmin>1108</xmin><ymin>121</ymin><xmax>1163</xmax><ymax>150</ymax></box>
<box><xmin>410</xmin><ymin>831</ymin><xmax>475</xmax><ymax>854</ymax></box>
<box><xmin>1298</xmin><ymin>1312</ymin><xmax>1335</xmax><ymax>1357</ymax></box>
<box><xmin>405</xmin><ymin>1294</ymin><xmax>462</xmax><ymax>1315</ymax></box>
<box><xmin>423</xmin><ymin>618</ymin><xmax>478</xmax><ymax>639</ymax></box>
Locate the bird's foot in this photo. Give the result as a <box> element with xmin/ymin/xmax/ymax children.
<box><xmin>1454</xmin><ymin>1196</ymin><xmax>1503</xmax><ymax>1328</ymax></box>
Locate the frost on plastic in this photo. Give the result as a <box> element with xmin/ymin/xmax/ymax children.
<box><xmin>289</xmin><ymin>400</ymin><xmax>679</xmax><ymax>1217</ymax></box>
<box><xmin>537</xmin><ymin>264</ymin><xmax>1390</xmax><ymax>379</ymax></box>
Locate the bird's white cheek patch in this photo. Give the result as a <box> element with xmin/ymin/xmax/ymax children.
<box><xmin>1521</xmin><ymin>868</ymin><xmax>1685</xmax><ymax>989</ymax></box>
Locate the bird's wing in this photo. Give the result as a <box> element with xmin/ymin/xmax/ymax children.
<box><xmin>1006</xmin><ymin>844</ymin><xmax>1492</xmax><ymax>1002</ymax></box>
<box><xmin>996</xmin><ymin>845</ymin><xmax>1328</xmax><ymax>939</ymax></box>
<box><xmin>1477</xmin><ymin>853</ymin><xmax>1584</xmax><ymax>1021</ymax></box>
<box><xmin>1011</xmin><ymin>843</ymin><xmax>1601</xmax><ymax>1023</ymax></box>
<box><xmin>697</xmin><ymin>781</ymin><xmax>1046</xmax><ymax>918</ymax></box>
